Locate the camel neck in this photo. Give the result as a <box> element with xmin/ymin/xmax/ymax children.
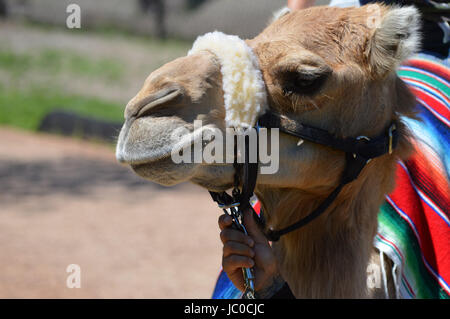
<box><xmin>257</xmin><ymin>173</ymin><xmax>386</xmax><ymax>298</ymax></box>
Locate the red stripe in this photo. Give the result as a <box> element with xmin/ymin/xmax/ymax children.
<box><xmin>377</xmin><ymin>232</ymin><xmax>405</xmax><ymax>263</ymax></box>
<box><xmin>404</xmin><ymin>59</ymin><xmax>450</xmax><ymax>81</ymax></box>
<box><xmin>404</xmin><ymin>78</ymin><xmax>449</xmax><ymax>104</ymax></box>
<box><xmin>408</xmin><ymin>87</ymin><xmax>450</xmax><ymax>121</ymax></box>
<box><xmin>252</xmin><ymin>200</ymin><xmax>261</xmax><ymax>215</ymax></box>
<box><xmin>406</xmin><ymin>149</ymin><xmax>450</xmax><ymax>215</ymax></box>
<box><xmin>389</xmin><ymin>164</ymin><xmax>450</xmax><ymax>286</ymax></box>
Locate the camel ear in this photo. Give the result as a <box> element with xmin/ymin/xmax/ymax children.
<box><xmin>368</xmin><ymin>6</ymin><xmax>421</xmax><ymax>76</ymax></box>
<box><xmin>269</xmin><ymin>6</ymin><xmax>291</xmax><ymax>24</ymax></box>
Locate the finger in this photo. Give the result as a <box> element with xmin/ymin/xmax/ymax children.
<box><xmin>222</xmin><ymin>255</ymin><xmax>254</xmax><ymax>273</ymax></box>
<box><xmin>243</xmin><ymin>208</ymin><xmax>269</xmax><ymax>245</ymax></box>
<box><xmin>218</xmin><ymin>214</ymin><xmax>233</xmax><ymax>231</ymax></box>
<box><xmin>223</xmin><ymin>241</ymin><xmax>255</xmax><ymax>258</ymax></box>
<box><xmin>220</xmin><ymin>228</ymin><xmax>254</xmax><ymax>247</ymax></box>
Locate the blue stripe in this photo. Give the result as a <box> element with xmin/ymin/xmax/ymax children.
<box><xmin>404</xmin><ymin>80</ymin><xmax>450</xmax><ymax>109</ymax></box>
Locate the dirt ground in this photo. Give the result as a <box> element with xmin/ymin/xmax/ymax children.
<box><xmin>0</xmin><ymin>127</ymin><xmax>223</xmax><ymax>298</ymax></box>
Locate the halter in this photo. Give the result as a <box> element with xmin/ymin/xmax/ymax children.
<box><xmin>193</xmin><ymin>31</ymin><xmax>399</xmax><ymax>298</ymax></box>
<box><xmin>257</xmin><ymin>112</ymin><xmax>398</xmax><ymax>241</ymax></box>
<box><xmin>208</xmin><ymin>112</ymin><xmax>398</xmax><ymax>298</ymax></box>
<box><xmin>209</xmin><ymin>113</ymin><xmax>398</xmax><ymax>241</ymax></box>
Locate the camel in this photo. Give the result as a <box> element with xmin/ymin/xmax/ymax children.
<box><xmin>116</xmin><ymin>4</ymin><xmax>421</xmax><ymax>298</ymax></box>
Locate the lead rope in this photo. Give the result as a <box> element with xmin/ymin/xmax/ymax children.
<box><xmin>211</xmin><ymin>192</ymin><xmax>256</xmax><ymax>299</ymax></box>
<box><xmin>231</xmin><ymin>159</ymin><xmax>256</xmax><ymax>299</ymax></box>
<box><xmin>209</xmin><ymin>134</ymin><xmax>258</xmax><ymax>299</ymax></box>
<box><xmin>380</xmin><ymin>250</ymin><xmax>390</xmax><ymax>299</ymax></box>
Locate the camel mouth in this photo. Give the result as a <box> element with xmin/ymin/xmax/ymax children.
<box><xmin>115</xmin><ymin>119</ymin><xmax>199</xmax><ymax>186</ymax></box>
<box><xmin>116</xmin><ymin>117</ymin><xmax>236</xmax><ymax>187</ymax></box>
<box><xmin>116</xmin><ymin>118</ymin><xmax>218</xmax><ymax>166</ymax></box>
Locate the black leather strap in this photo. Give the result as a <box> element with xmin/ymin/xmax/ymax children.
<box><xmin>209</xmin><ymin>131</ymin><xmax>259</xmax><ymax>212</ymax></box>
<box><xmin>264</xmin><ymin>153</ymin><xmax>368</xmax><ymax>242</ymax></box>
<box><xmin>265</xmin><ymin>183</ymin><xmax>345</xmax><ymax>242</ymax></box>
<box><xmin>258</xmin><ymin>111</ymin><xmax>398</xmax><ymax>242</ymax></box>
<box><xmin>239</xmin><ymin>134</ymin><xmax>259</xmax><ymax>209</ymax></box>
<box><xmin>258</xmin><ymin>112</ymin><xmax>398</xmax><ymax>160</ymax></box>
<box><xmin>211</xmin><ymin>111</ymin><xmax>398</xmax><ymax>242</ymax></box>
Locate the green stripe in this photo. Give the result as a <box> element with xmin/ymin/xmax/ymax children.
<box><xmin>397</xmin><ymin>69</ymin><xmax>449</xmax><ymax>97</ymax></box>
<box><xmin>378</xmin><ymin>202</ymin><xmax>450</xmax><ymax>299</ymax></box>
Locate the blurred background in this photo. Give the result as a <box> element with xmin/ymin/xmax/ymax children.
<box><xmin>0</xmin><ymin>0</ymin><xmax>326</xmax><ymax>298</ymax></box>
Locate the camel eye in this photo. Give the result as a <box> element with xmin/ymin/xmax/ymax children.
<box><xmin>281</xmin><ymin>71</ymin><xmax>328</xmax><ymax>97</ymax></box>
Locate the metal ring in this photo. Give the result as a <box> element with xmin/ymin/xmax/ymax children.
<box><xmin>356</xmin><ymin>135</ymin><xmax>371</xmax><ymax>142</ymax></box>
<box><xmin>388</xmin><ymin>123</ymin><xmax>397</xmax><ymax>154</ymax></box>
<box><xmin>218</xmin><ymin>202</ymin><xmax>240</xmax><ymax>209</ymax></box>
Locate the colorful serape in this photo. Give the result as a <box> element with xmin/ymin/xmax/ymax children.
<box><xmin>212</xmin><ymin>53</ymin><xmax>450</xmax><ymax>299</ymax></box>
<box><xmin>375</xmin><ymin>53</ymin><xmax>449</xmax><ymax>299</ymax></box>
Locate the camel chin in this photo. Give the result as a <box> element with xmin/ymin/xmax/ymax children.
<box><xmin>190</xmin><ymin>164</ymin><xmax>236</xmax><ymax>191</ymax></box>
<box><xmin>132</xmin><ymin>157</ymin><xmax>235</xmax><ymax>190</ymax></box>
<box><xmin>130</xmin><ymin>160</ymin><xmax>198</xmax><ymax>186</ymax></box>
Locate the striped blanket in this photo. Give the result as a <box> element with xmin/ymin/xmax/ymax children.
<box><xmin>375</xmin><ymin>54</ymin><xmax>450</xmax><ymax>298</ymax></box>
<box><xmin>212</xmin><ymin>53</ymin><xmax>450</xmax><ymax>299</ymax></box>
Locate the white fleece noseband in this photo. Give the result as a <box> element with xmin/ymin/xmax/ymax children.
<box><xmin>188</xmin><ymin>31</ymin><xmax>267</xmax><ymax>128</ymax></box>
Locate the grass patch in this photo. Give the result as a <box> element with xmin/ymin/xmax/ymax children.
<box><xmin>0</xmin><ymin>50</ymin><xmax>33</xmax><ymax>75</ymax></box>
<box><xmin>0</xmin><ymin>48</ymin><xmax>124</xmax><ymax>82</ymax></box>
<box><xmin>0</xmin><ymin>85</ymin><xmax>124</xmax><ymax>131</ymax></box>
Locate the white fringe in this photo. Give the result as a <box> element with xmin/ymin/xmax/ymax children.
<box><xmin>380</xmin><ymin>250</ymin><xmax>390</xmax><ymax>299</ymax></box>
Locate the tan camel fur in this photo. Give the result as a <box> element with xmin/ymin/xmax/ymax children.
<box><xmin>116</xmin><ymin>5</ymin><xmax>420</xmax><ymax>298</ymax></box>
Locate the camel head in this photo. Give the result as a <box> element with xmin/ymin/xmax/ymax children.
<box><xmin>116</xmin><ymin>4</ymin><xmax>420</xmax><ymax>195</ymax></box>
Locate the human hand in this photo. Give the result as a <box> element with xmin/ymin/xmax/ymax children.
<box><xmin>218</xmin><ymin>208</ymin><xmax>281</xmax><ymax>296</ymax></box>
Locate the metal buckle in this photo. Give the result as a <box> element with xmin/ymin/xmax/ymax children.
<box><xmin>225</xmin><ymin>206</ymin><xmax>256</xmax><ymax>299</ymax></box>
<box><xmin>356</xmin><ymin>135</ymin><xmax>371</xmax><ymax>142</ymax></box>
<box><xmin>218</xmin><ymin>202</ymin><xmax>240</xmax><ymax>209</ymax></box>
<box><xmin>353</xmin><ymin>135</ymin><xmax>371</xmax><ymax>159</ymax></box>
<box><xmin>217</xmin><ymin>200</ymin><xmax>256</xmax><ymax>299</ymax></box>
<box><xmin>243</xmin><ymin>274</ymin><xmax>256</xmax><ymax>299</ymax></box>
<box><xmin>388</xmin><ymin>123</ymin><xmax>397</xmax><ymax>155</ymax></box>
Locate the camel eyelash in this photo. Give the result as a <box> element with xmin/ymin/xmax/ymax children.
<box><xmin>281</xmin><ymin>71</ymin><xmax>329</xmax><ymax>97</ymax></box>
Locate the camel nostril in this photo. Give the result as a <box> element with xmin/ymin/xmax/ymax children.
<box><xmin>126</xmin><ymin>86</ymin><xmax>183</xmax><ymax>120</ymax></box>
